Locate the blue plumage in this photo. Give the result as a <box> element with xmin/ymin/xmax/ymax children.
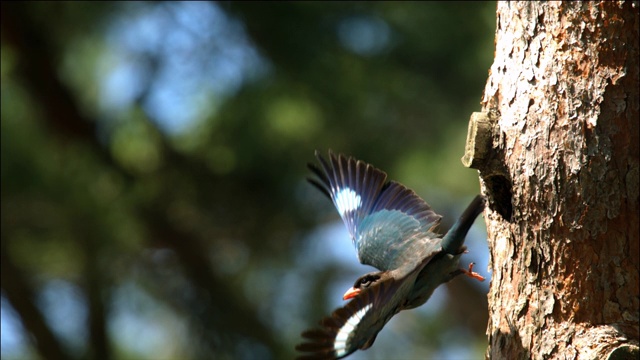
<box><xmin>299</xmin><ymin>151</ymin><xmax>485</xmax><ymax>360</ymax></box>
<box><xmin>308</xmin><ymin>151</ymin><xmax>442</xmax><ymax>273</ymax></box>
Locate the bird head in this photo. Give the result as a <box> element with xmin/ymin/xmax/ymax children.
<box><xmin>343</xmin><ymin>271</ymin><xmax>390</xmax><ymax>300</ymax></box>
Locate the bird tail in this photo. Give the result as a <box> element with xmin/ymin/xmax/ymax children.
<box><xmin>441</xmin><ymin>195</ymin><xmax>485</xmax><ymax>254</ymax></box>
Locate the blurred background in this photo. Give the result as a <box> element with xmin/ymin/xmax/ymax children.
<box><xmin>1</xmin><ymin>2</ymin><xmax>496</xmax><ymax>359</ymax></box>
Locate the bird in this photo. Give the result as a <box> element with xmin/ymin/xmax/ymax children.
<box><xmin>296</xmin><ymin>150</ymin><xmax>485</xmax><ymax>360</ymax></box>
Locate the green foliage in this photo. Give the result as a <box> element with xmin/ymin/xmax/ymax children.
<box><xmin>1</xmin><ymin>2</ymin><xmax>495</xmax><ymax>359</ymax></box>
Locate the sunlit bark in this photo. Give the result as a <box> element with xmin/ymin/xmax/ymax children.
<box><xmin>477</xmin><ymin>2</ymin><xmax>639</xmax><ymax>359</ymax></box>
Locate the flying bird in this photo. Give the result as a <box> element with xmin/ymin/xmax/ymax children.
<box><xmin>296</xmin><ymin>151</ymin><xmax>485</xmax><ymax>359</ymax></box>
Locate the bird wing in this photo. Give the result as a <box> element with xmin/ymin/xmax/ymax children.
<box><xmin>295</xmin><ymin>277</ymin><xmax>406</xmax><ymax>360</ymax></box>
<box><xmin>308</xmin><ymin>151</ymin><xmax>443</xmax><ymax>271</ymax></box>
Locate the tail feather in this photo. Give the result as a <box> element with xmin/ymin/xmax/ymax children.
<box><xmin>441</xmin><ymin>195</ymin><xmax>485</xmax><ymax>254</ymax></box>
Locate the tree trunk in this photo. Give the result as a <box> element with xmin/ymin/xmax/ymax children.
<box><xmin>470</xmin><ymin>2</ymin><xmax>639</xmax><ymax>359</ymax></box>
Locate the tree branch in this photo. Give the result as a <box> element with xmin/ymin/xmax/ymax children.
<box><xmin>1</xmin><ymin>246</ymin><xmax>72</xmax><ymax>360</ymax></box>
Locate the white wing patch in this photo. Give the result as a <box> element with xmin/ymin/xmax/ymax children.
<box><xmin>335</xmin><ymin>188</ymin><xmax>362</xmax><ymax>216</ymax></box>
<box><xmin>334</xmin><ymin>303</ymin><xmax>372</xmax><ymax>357</ymax></box>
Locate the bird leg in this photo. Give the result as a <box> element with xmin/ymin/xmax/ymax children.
<box><xmin>461</xmin><ymin>262</ymin><xmax>485</xmax><ymax>282</ymax></box>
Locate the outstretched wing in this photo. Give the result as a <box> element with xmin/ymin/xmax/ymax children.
<box><xmin>308</xmin><ymin>151</ymin><xmax>443</xmax><ymax>271</ymax></box>
<box><xmin>295</xmin><ymin>278</ymin><xmax>402</xmax><ymax>360</ymax></box>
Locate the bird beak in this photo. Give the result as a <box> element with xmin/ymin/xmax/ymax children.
<box><xmin>342</xmin><ymin>287</ymin><xmax>361</xmax><ymax>300</ymax></box>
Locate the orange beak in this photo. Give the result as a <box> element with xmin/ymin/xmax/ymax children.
<box><xmin>342</xmin><ymin>287</ymin><xmax>361</xmax><ymax>300</ymax></box>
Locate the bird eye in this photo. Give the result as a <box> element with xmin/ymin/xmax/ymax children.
<box><xmin>359</xmin><ymin>274</ymin><xmax>380</xmax><ymax>288</ymax></box>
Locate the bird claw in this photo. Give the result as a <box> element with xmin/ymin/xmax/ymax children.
<box><xmin>461</xmin><ymin>262</ymin><xmax>485</xmax><ymax>282</ymax></box>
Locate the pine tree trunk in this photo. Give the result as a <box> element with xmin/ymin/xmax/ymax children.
<box><xmin>470</xmin><ymin>2</ymin><xmax>639</xmax><ymax>359</ymax></box>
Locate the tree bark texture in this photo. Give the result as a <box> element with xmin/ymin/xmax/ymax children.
<box><xmin>477</xmin><ymin>2</ymin><xmax>639</xmax><ymax>359</ymax></box>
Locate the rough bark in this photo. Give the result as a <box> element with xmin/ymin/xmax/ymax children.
<box><xmin>475</xmin><ymin>2</ymin><xmax>639</xmax><ymax>359</ymax></box>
